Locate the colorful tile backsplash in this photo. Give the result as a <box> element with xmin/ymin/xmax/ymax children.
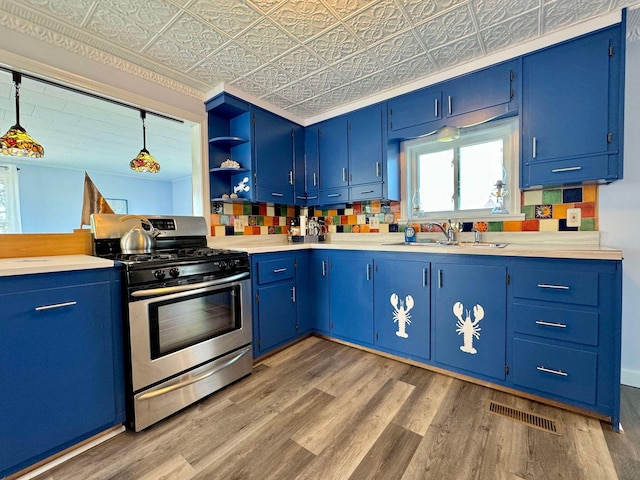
<box><xmin>210</xmin><ymin>185</ymin><xmax>598</xmax><ymax>236</ymax></box>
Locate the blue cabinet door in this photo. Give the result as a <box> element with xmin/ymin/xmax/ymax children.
<box><xmin>255</xmin><ymin>281</ymin><xmax>297</xmax><ymax>354</ymax></box>
<box><xmin>295</xmin><ymin>252</ymin><xmax>314</xmax><ymax>334</ymax></box>
<box><xmin>329</xmin><ymin>251</ymin><xmax>374</xmax><ymax>344</ymax></box>
<box><xmin>388</xmin><ymin>86</ymin><xmax>442</xmax><ymax>133</ymax></box>
<box><xmin>318</xmin><ymin>116</ymin><xmax>348</xmax><ymax>190</ymax></box>
<box><xmin>433</xmin><ymin>263</ymin><xmax>507</xmax><ymax>380</ymax></box>
<box><xmin>301</xmin><ymin>127</ymin><xmax>320</xmax><ymax>204</ymax></box>
<box><xmin>521</xmin><ymin>27</ymin><xmax>622</xmax><ymax>187</ymax></box>
<box><xmin>374</xmin><ymin>258</ymin><xmax>430</xmax><ymax>360</ymax></box>
<box><xmin>310</xmin><ymin>251</ymin><xmax>330</xmax><ymax>334</ymax></box>
<box><xmin>443</xmin><ymin>61</ymin><xmax>515</xmax><ymax>119</ymax></box>
<box><xmin>348</xmin><ymin>104</ymin><xmax>384</xmax><ymax>186</ymax></box>
<box><xmin>253</xmin><ymin>107</ymin><xmax>294</xmax><ymax>198</ymax></box>
<box><xmin>0</xmin><ymin>274</ymin><xmax>118</xmax><ymax>477</ymax></box>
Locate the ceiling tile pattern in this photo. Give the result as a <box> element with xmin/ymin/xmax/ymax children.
<box><xmin>2</xmin><ymin>0</ymin><xmax>640</xmax><ymax>120</ymax></box>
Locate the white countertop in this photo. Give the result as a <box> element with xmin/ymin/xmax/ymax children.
<box><xmin>209</xmin><ymin>232</ymin><xmax>623</xmax><ymax>261</ymax></box>
<box><xmin>0</xmin><ymin>255</ymin><xmax>115</xmax><ymax>277</ymax></box>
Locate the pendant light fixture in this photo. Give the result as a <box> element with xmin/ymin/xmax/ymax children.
<box><xmin>1</xmin><ymin>71</ymin><xmax>44</xmax><ymax>158</ymax></box>
<box><xmin>130</xmin><ymin>110</ymin><xmax>160</xmax><ymax>173</ymax></box>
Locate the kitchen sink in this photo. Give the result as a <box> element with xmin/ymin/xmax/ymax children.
<box><xmin>458</xmin><ymin>242</ymin><xmax>508</xmax><ymax>248</ymax></box>
<box><xmin>383</xmin><ymin>241</ymin><xmax>508</xmax><ymax>248</ymax></box>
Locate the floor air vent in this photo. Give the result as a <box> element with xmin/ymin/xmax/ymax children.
<box><xmin>486</xmin><ymin>400</ymin><xmax>562</xmax><ymax>435</ymax></box>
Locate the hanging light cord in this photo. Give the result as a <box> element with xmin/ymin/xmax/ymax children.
<box><xmin>13</xmin><ymin>71</ymin><xmax>21</xmax><ymax>127</ymax></box>
<box><xmin>141</xmin><ymin>110</ymin><xmax>148</xmax><ymax>152</ymax></box>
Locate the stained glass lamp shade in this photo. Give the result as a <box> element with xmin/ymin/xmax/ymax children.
<box><xmin>0</xmin><ymin>72</ymin><xmax>44</xmax><ymax>158</ymax></box>
<box><xmin>130</xmin><ymin>110</ymin><xmax>160</xmax><ymax>173</ymax></box>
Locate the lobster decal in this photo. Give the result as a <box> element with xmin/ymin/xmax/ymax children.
<box><xmin>390</xmin><ymin>293</ymin><xmax>414</xmax><ymax>338</ymax></box>
<box><xmin>234</xmin><ymin>176</ymin><xmax>250</xmax><ymax>194</ymax></box>
<box><xmin>453</xmin><ymin>302</ymin><xmax>484</xmax><ymax>354</ymax></box>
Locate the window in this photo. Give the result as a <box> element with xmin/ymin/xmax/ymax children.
<box><xmin>402</xmin><ymin>117</ymin><xmax>519</xmax><ymax>220</ymax></box>
<box><xmin>0</xmin><ymin>164</ymin><xmax>22</xmax><ymax>233</ymax></box>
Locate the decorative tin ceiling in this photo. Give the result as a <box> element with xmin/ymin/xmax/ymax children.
<box><xmin>2</xmin><ymin>0</ymin><xmax>640</xmax><ymax>121</ymax></box>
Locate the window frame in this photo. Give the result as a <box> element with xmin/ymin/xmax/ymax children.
<box><xmin>400</xmin><ymin>117</ymin><xmax>522</xmax><ymax>221</ymax></box>
<box><xmin>0</xmin><ymin>164</ymin><xmax>22</xmax><ymax>233</ymax></box>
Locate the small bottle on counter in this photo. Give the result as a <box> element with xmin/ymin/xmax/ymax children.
<box><xmin>404</xmin><ymin>220</ymin><xmax>416</xmax><ymax>243</ymax></box>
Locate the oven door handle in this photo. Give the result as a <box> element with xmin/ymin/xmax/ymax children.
<box><xmin>136</xmin><ymin>346</ymin><xmax>252</xmax><ymax>401</ymax></box>
<box><xmin>131</xmin><ymin>272</ymin><xmax>250</xmax><ymax>297</ymax></box>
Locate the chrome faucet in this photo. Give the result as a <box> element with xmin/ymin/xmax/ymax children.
<box><xmin>427</xmin><ymin>219</ymin><xmax>456</xmax><ymax>244</ymax></box>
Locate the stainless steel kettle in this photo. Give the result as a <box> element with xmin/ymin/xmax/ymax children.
<box><xmin>119</xmin><ymin>215</ymin><xmax>160</xmax><ymax>254</ymax></box>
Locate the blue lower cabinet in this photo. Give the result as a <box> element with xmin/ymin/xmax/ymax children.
<box><xmin>329</xmin><ymin>251</ymin><xmax>374</xmax><ymax>345</ymax></box>
<box><xmin>433</xmin><ymin>262</ymin><xmax>507</xmax><ymax>380</ymax></box>
<box><xmin>374</xmin><ymin>258</ymin><xmax>430</xmax><ymax>360</ymax></box>
<box><xmin>309</xmin><ymin>251</ymin><xmax>330</xmax><ymax>334</ymax></box>
<box><xmin>512</xmin><ymin>338</ymin><xmax>597</xmax><ymax>405</ymax></box>
<box><xmin>0</xmin><ymin>268</ymin><xmax>124</xmax><ymax>479</ymax></box>
<box><xmin>252</xmin><ymin>253</ymin><xmax>298</xmax><ymax>356</ymax></box>
<box><xmin>255</xmin><ymin>281</ymin><xmax>297</xmax><ymax>354</ymax></box>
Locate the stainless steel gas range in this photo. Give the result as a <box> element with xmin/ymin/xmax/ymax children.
<box><xmin>91</xmin><ymin>214</ymin><xmax>252</xmax><ymax>431</ymax></box>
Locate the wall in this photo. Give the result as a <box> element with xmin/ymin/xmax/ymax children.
<box><xmin>19</xmin><ymin>165</ymin><xmax>174</xmax><ymax>233</ymax></box>
<box><xmin>600</xmin><ymin>8</ymin><xmax>640</xmax><ymax>388</ymax></box>
<box><xmin>171</xmin><ymin>176</ymin><xmax>193</xmax><ymax>216</ymax></box>
<box><xmin>209</xmin><ymin>184</ymin><xmax>599</xmax><ymax>236</ymax></box>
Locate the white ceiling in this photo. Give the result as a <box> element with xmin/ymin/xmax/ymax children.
<box><xmin>1</xmin><ymin>0</ymin><xmax>640</xmax><ymax>180</ymax></box>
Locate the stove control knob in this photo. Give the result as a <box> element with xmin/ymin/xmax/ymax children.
<box><xmin>169</xmin><ymin>268</ymin><xmax>180</xmax><ymax>278</ymax></box>
<box><xmin>218</xmin><ymin>260</ymin><xmax>227</xmax><ymax>270</ymax></box>
<box><xmin>154</xmin><ymin>270</ymin><xmax>166</xmax><ymax>280</ymax></box>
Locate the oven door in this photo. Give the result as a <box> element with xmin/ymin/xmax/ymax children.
<box><xmin>128</xmin><ymin>275</ymin><xmax>252</xmax><ymax>392</ymax></box>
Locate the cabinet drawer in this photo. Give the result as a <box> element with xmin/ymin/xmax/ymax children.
<box><xmin>524</xmin><ymin>155</ymin><xmax>616</xmax><ymax>187</ymax></box>
<box><xmin>512</xmin><ymin>338</ymin><xmax>597</xmax><ymax>405</ymax></box>
<box><xmin>320</xmin><ymin>187</ymin><xmax>349</xmax><ymax>205</ymax></box>
<box><xmin>513</xmin><ymin>303</ymin><xmax>599</xmax><ymax>346</ymax></box>
<box><xmin>513</xmin><ymin>268</ymin><xmax>598</xmax><ymax>306</ymax></box>
<box><xmin>255</xmin><ymin>186</ymin><xmax>294</xmax><ymax>204</ymax></box>
<box><xmin>257</xmin><ymin>257</ymin><xmax>295</xmax><ymax>284</ymax></box>
<box><xmin>350</xmin><ymin>183</ymin><xmax>383</xmax><ymax>201</ymax></box>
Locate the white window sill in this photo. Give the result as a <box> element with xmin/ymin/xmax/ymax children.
<box><xmin>401</xmin><ymin>213</ymin><xmax>525</xmax><ymax>223</ymax></box>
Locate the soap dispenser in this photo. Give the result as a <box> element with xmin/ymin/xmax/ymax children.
<box><xmin>404</xmin><ymin>220</ymin><xmax>416</xmax><ymax>243</ymax></box>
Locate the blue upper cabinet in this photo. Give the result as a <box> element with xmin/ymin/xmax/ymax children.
<box><xmin>299</xmin><ymin>127</ymin><xmax>320</xmax><ymax>205</ymax></box>
<box><xmin>386</xmin><ymin>60</ymin><xmax>518</xmax><ymax>140</ymax></box>
<box><xmin>348</xmin><ymin>104</ymin><xmax>385</xmax><ymax>187</ymax></box>
<box><xmin>442</xmin><ymin>60</ymin><xmax>517</xmax><ymax>121</ymax></box>
<box><xmin>253</xmin><ymin>107</ymin><xmax>295</xmax><ymax>204</ymax></box>
<box><xmin>388</xmin><ymin>85</ymin><xmax>442</xmax><ymax>133</ymax></box>
<box><xmin>318</xmin><ymin>115</ymin><xmax>349</xmax><ymax>190</ymax></box>
<box><xmin>314</xmin><ymin>103</ymin><xmax>398</xmax><ymax>205</ymax></box>
<box><xmin>206</xmin><ymin>93</ymin><xmax>253</xmax><ymax>202</ymax></box>
<box><xmin>521</xmin><ymin>25</ymin><xmax>623</xmax><ymax>188</ymax></box>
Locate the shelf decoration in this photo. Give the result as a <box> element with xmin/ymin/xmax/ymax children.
<box><xmin>234</xmin><ymin>176</ymin><xmax>250</xmax><ymax>195</ymax></box>
<box><xmin>220</xmin><ymin>159</ymin><xmax>241</xmax><ymax>169</ymax></box>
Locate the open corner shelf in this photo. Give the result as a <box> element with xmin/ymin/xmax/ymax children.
<box><xmin>209</xmin><ymin>136</ymin><xmax>249</xmax><ymax>148</ymax></box>
<box><xmin>209</xmin><ymin>167</ymin><xmax>250</xmax><ymax>174</ymax></box>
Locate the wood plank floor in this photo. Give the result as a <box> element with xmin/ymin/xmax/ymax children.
<box><xmin>32</xmin><ymin>337</ymin><xmax>640</xmax><ymax>480</ymax></box>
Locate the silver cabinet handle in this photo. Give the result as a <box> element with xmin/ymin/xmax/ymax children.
<box><xmin>313</xmin><ymin>172</ymin><xmax>317</xmax><ymax>186</ymax></box>
<box><xmin>536</xmin><ymin>366</ymin><xmax>568</xmax><ymax>377</ymax></box>
<box><xmin>342</xmin><ymin>167</ymin><xmax>347</xmax><ymax>182</ymax></box>
<box><xmin>359</xmin><ymin>190</ymin><xmax>375</xmax><ymax>194</ymax></box>
<box><xmin>532</xmin><ymin>136</ymin><xmax>537</xmax><ymax>158</ymax></box>
<box><xmin>137</xmin><ymin>346</ymin><xmax>251</xmax><ymax>401</ymax></box>
<box><xmin>35</xmin><ymin>301</ymin><xmax>77</xmax><ymax>311</ymax></box>
<box><xmin>537</xmin><ymin>284</ymin><xmax>569</xmax><ymax>290</ymax></box>
<box><xmin>296</xmin><ymin>195</ymin><xmax>307</xmax><ymax>200</ymax></box>
<box><xmin>291</xmin><ymin>286</ymin><xmax>296</xmax><ymax>303</ymax></box>
<box><xmin>434</xmin><ymin>98</ymin><xmax>439</xmax><ymax>117</ymax></box>
<box><xmin>273</xmin><ymin>268</ymin><xmax>287</xmax><ymax>273</ymax></box>
<box><xmin>551</xmin><ymin>166</ymin><xmax>581</xmax><ymax>173</ymax></box>
<box><xmin>423</xmin><ymin>268</ymin><xmax>428</xmax><ymax>287</ymax></box>
<box><xmin>375</xmin><ymin>162</ymin><xmax>380</xmax><ymax>177</ymax></box>
<box><xmin>535</xmin><ymin>320</ymin><xmax>567</xmax><ymax>328</ymax></box>
<box><xmin>307</xmin><ymin>195</ymin><xmax>318</xmax><ymax>200</ymax></box>
<box><xmin>271</xmin><ymin>192</ymin><xmax>284</xmax><ymax>197</ymax></box>
<box><xmin>366</xmin><ymin>264</ymin><xmax>371</xmax><ymax>281</ymax></box>
<box><xmin>289</xmin><ymin>171</ymin><xmax>293</xmax><ymax>185</ymax></box>
<box><xmin>438</xmin><ymin>269</ymin><xmax>442</xmax><ymax>288</ymax></box>
<box><xmin>321</xmin><ymin>260</ymin><xmax>326</xmax><ymax>277</ymax></box>
<box><xmin>447</xmin><ymin>95</ymin><xmax>452</xmax><ymax>115</ymax></box>
<box><xmin>327</xmin><ymin>193</ymin><xmax>341</xmax><ymax>198</ymax></box>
